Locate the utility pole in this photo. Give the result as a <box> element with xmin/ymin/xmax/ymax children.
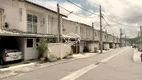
<box><xmin>125</xmin><ymin>34</ymin><xmax>126</xmax><ymax>46</ymax></box>
<box><xmin>138</xmin><ymin>31</ymin><xmax>140</xmax><ymax>50</ymax></box>
<box><xmin>92</xmin><ymin>22</ymin><xmax>94</xmax><ymax>42</ymax></box>
<box><xmin>139</xmin><ymin>26</ymin><xmax>142</xmax><ymax>51</ymax></box>
<box><xmin>57</xmin><ymin>3</ymin><xmax>61</xmax><ymax>43</ymax></box>
<box><xmin>140</xmin><ymin>26</ymin><xmax>142</xmax><ymax>44</ymax></box>
<box><xmin>117</xmin><ymin>36</ymin><xmax>118</xmax><ymax>48</ymax></box>
<box><xmin>113</xmin><ymin>33</ymin><xmax>114</xmax><ymax>48</ymax></box>
<box><xmin>120</xmin><ymin>28</ymin><xmax>122</xmax><ymax>47</ymax></box>
<box><xmin>100</xmin><ymin>5</ymin><xmax>103</xmax><ymax>53</ymax></box>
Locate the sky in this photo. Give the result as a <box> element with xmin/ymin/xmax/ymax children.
<box><xmin>30</xmin><ymin>0</ymin><xmax>141</xmax><ymax>38</ymax></box>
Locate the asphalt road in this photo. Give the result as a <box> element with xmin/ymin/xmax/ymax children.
<box><xmin>77</xmin><ymin>47</ymin><xmax>142</xmax><ymax>80</ymax></box>
<box><xmin>3</xmin><ymin>47</ymin><xmax>140</xmax><ymax>80</ymax></box>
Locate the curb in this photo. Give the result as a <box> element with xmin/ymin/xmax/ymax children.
<box><xmin>0</xmin><ymin>49</ymin><xmax>115</xmax><ymax>72</ymax></box>
<box><xmin>0</xmin><ymin>48</ymin><xmax>117</xmax><ymax>79</ymax></box>
<box><xmin>0</xmin><ymin>63</ymin><xmax>36</xmax><ymax>72</ymax></box>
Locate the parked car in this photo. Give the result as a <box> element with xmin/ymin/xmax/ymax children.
<box><xmin>0</xmin><ymin>48</ymin><xmax>23</xmax><ymax>65</ymax></box>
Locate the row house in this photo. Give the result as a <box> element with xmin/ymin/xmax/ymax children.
<box><xmin>0</xmin><ymin>0</ymin><xmax>66</xmax><ymax>60</ymax></box>
<box><xmin>0</xmin><ymin>0</ymin><xmax>125</xmax><ymax>62</ymax></box>
<box><xmin>80</xmin><ymin>23</ymin><xmax>94</xmax><ymax>52</ymax></box>
<box><xmin>63</xmin><ymin>19</ymin><xmax>121</xmax><ymax>53</ymax></box>
<box><xmin>62</xmin><ymin>18</ymin><xmax>123</xmax><ymax>53</ymax></box>
<box><xmin>63</xmin><ymin>19</ymin><xmax>95</xmax><ymax>53</ymax></box>
<box><xmin>62</xmin><ymin>19</ymin><xmax>80</xmax><ymax>53</ymax></box>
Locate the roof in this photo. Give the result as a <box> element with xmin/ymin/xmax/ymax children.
<box><xmin>24</xmin><ymin>0</ymin><xmax>67</xmax><ymax>17</ymax></box>
<box><xmin>0</xmin><ymin>29</ymin><xmax>56</xmax><ymax>38</ymax></box>
<box><xmin>63</xmin><ymin>18</ymin><xmax>92</xmax><ymax>28</ymax></box>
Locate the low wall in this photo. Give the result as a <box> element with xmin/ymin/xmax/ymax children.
<box><xmin>90</xmin><ymin>42</ymin><xmax>99</xmax><ymax>52</ymax></box>
<box><xmin>112</xmin><ymin>43</ymin><xmax>116</xmax><ymax>48</ymax></box>
<box><xmin>116</xmin><ymin>44</ymin><xmax>119</xmax><ymax>48</ymax></box>
<box><xmin>104</xmin><ymin>43</ymin><xmax>110</xmax><ymax>50</ymax></box>
<box><xmin>48</xmin><ymin>43</ymin><xmax>71</xmax><ymax>59</ymax></box>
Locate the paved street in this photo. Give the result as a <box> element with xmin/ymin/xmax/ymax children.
<box><xmin>2</xmin><ymin>47</ymin><xmax>141</xmax><ymax>80</ymax></box>
<box><xmin>77</xmin><ymin>47</ymin><xmax>142</xmax><ymax>80</ymax></box>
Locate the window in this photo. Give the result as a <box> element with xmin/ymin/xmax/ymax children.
<box><xmin>27</xmin><ymin>14</ymin><xmax>38</xmax><ymax>33</ymax></box>
<box><xmin>27</xmin><ymin>14</ymin><xmax>32</xmax><ymax>22</ymax></box>
<box><xmin>27</xmin><ymin>39</ymin><xmax>33</xmax><ymax>48</ymax></box>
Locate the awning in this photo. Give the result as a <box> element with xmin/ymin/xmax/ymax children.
<box><xmin>62</xmin><ymin>33</ymin><xmax>81</xmax><ymax>39</ymax></box>
<box><xmin>0</xmin><ymin>29</ymin><xmax>56</xmax><ymax>38</ymax></box>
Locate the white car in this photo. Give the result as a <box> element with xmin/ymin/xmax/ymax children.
<box><xmin>0</xmin><ymin>49</ymin><xmax>23</xmax><ymax>65</ymax></box>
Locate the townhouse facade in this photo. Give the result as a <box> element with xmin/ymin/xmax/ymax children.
<box><xmin>0</xmin><ymin>0</ymin><xmax>65</xmax><ymax>60</ymax></box>
<box><xmin>62</xmin><ymin>18</ymin><xmax>127</xmax><ymax>53</ymax></box>
<box><xmin>0</xmin><ymin>0</ymin><xmax>129</xmax><ymax>61</ymax></box>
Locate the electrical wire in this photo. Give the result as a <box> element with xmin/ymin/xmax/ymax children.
<box><xmin>59</xmin><ymin>5</ymin><xmax>99</xmax><ymax>18</ymax></box>
<box><xmin>66</xmin><ymin>0</ymin><xmax>98</xmax><ymax>15</ymax></box>
<box><xmin>102</xmin><ymin>13</ymin><xmax>137</xmax><ymax>28</ymax></box>
<box><xmin>102</xmin><ymin>16</ymin><xmax>119</xmax><ymax>36</ymax></box>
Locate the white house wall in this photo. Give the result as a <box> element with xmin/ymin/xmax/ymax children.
<box><xmin>0</xmin><ymin>0</ymin><xmax>26</xmax><ymax>31</ymax></box>
<box><xmin>48</xmin><ymin>43</ymin><xmax>71</xmax><ymax>59</ymax></box>
<box><xmin>94</xmin><ymin>30</ymin><xmax>100</xmax><ymax>41</ymax></box>
<box><xmin>80</xmin><ymin>41</ymin><xmax>85</xmax><ymax>53</ymax></box>
<box><xmin>80</xmin><ymin>25</ymin><xmax>86</xmax><ymax>40</ymax></box>
<box><xmin>103</xmin><ymin>43</ymin><xmax>110</xmax><ymax>50</ymax></box>
<box><xmin>62</xmin><ymin>19</ymin><xmax>80</xmax><ymax>36</ymax></box>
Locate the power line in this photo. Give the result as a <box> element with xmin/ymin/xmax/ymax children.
<box><xmin>102</xmin><ymin>14</ymin><xmax>122</xmax><ymax>29</ymax></box>
<box><xmin>66</xmin><ymin>0</ymin><xmax>98</xmax><ymax>15</ymax></box>
<box><xmin>102</xmin><ymin>14</ymin><xmax>138</xmax><ymax>38</ymax></box>
<box><xmin>102</xmin><ymin>13</ymin><xmax>137</xmax><ymax>28</ymax></box>
<box><xmin>102</xmin><ymin>16</ymin><xmax>119</xmax><ymax>36</ymax></box>
<box><xmin>59</xmin><ymin>5</ymin><xmax>99</xmax><ymax>18</ymax></box>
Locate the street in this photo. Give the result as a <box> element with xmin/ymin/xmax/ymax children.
<box><xmin>2</xmin><ymin>47</ymin><xmax>142</xmax><ymax>80</ymax></box>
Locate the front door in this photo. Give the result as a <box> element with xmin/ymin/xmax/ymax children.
<box><xmin>25</xmin><ymin>38</ymin><xmax>38</xmax><ymax>60</ymax></box>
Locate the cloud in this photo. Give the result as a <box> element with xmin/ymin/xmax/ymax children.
<box><xmin>31</xmin><ymin>0</ymin><xmax>82</xmax><ymax>15</ymax></box>
<box><xmin>31</xmin><ymin>0</ymin><xmax>140</xmax><ymax>38</ymax></box>
<box><xmin>87</xmin><ymin>0</ymin><xmax>142</xmax><ymax>38</ymax></box>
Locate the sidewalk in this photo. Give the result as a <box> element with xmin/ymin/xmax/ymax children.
<box><xmin>0</xmin><ymin>49</ymin><xmax>112</xmax><ymax>79</ymax></box>
<box><xmin>133</xmin><ymin>49</ymin><xmax>141</xmax><ymax>63</ymax></box>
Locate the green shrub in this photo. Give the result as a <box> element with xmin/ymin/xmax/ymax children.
<box><xmin>36</xmin><ymin>38</ymin><xmax>48</xmax><ymax>58</ymax></box>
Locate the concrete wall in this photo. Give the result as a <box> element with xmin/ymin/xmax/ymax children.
<box><xmin>80</xmin><ymin>41</ymin><xmax>85</xmax><ymax>53</ymax></box>
<box><xmin>103</xmin><ymin>43</ymin><xmax>110</xmax><ymax>50</ymax></box>
<box><xmin>62</xmin><ymin>19</ymin><xmax>80</xmax><ymax>36</ymax></box>
<box><xmin>25</xmin><ymin>2</ymin><xmax>61</xmax><ymax>35</ymax></box>
<box><xmin>80</xmin><ymin>24</ymin><xmax>93</xmax><ymax>40</ymax></box>
<box><xmin>0</xmin><ymin>0</ymin><xmax>62</xmax><ymax>35</ymax></box>
<box><xmin>94</xmin><ymin>30</ymin><xmax>100</xmax><ymax>41</ymax></box>
<box><xmin>116</xmin><ymin>44</ymin><xmax>119</xmax><ymax>48</ymax></box>
<box><xmin>107</xmin><ymin>34</ymin><xmax>113</xmax><ymax>43</ymax></box>
<box><xmin>0</xmin><ymin>0</ymin><xmax>26</xmax><ymax>31</ymax></box>
<box><xmin>80</xmin><ymin>25</ymin><xmax>86</xmax><ymax>40</ymax></box>
<box><xmin>89</xmin><ymin>42</ymin><xmax>99</xmax><ymax>52</ymax></box>
<box><xmin>48</xmin><ymin>43</ymin><xmax>71</xmax><ymax>59</ymax></box>
<box><xmin>102</xmin><ymin>32</ymin><xmax>107</xmax><ymax>42</ymax></box>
